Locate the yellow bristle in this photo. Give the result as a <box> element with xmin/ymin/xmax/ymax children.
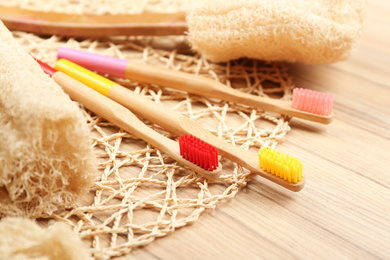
<box><xmin>258</xmin><ymin>147</ymin><xmax>303</xmax><ymax>184</ymax></box>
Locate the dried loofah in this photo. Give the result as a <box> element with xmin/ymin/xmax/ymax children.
<box><xmin>186</xmin><ymin>0</ymin><xmax>366</xmax><ymax>64</ymax></box>
<box><xmin>0</xmin><ymin>21</ymin><xmax>97</xmax><ymax>218</ymax></box>
<box><xmin>0</xmin><ymin>217</ymin><xmax>92</xmax><ymax>260</ymax></box>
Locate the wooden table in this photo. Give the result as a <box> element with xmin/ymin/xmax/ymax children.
<box><xmin>127</xmin><ymin>1</ymin><xmax>390</xmax><ymax>259</ymax></box>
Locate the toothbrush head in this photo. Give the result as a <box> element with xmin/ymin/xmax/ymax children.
<box><xmin>258</xmin><ymin>147</ymin><xmax>303</xmax><ymax>184</ymax></box>
<box><xmin>292</xmin><ymin>88</ymin><xmax>334</xmax><ymax>116</ymax></box>
<box><xmin>179</xmin><ymin>134</ymin><xmax>219</xmax><ymax>171</ymax></box>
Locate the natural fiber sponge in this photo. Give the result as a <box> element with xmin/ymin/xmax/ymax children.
<box><xmin>186</xmin><ymin>0</ymin><xmax>366</xmax><ymax>64</ymax></box>
<box><xmin>0</xmin><ymin>217</ymin><xmax>92</xmax><ymax>260</ymax></box>
<box><xmin>0</xmin><ymin>21</ymin><xmax>97</xmax><ymax>217</ymax></box>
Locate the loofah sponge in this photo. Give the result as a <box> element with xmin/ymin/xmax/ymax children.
<box><xmin>186</xmin><ymin>0</ymin><xmax>366</xmax><ymax>64</ymax></box>
<box><xmin>0</xmin><ymin>21</ymin><xmax>97</xmax><ymax>218</ymax></box>
<box><xmin>0</xmin><ymin>217</ymin><xmax>92</xmax><ymax>260</ymax></box>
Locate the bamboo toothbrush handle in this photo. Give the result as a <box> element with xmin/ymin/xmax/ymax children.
<box><xmin>52</xmin><ymin>71</ymin><xmax>221</xmax><ymax>180</ymax></box>
<box><xmin>109</xmin><ymin>84</ymin><xmax>250</xmax><ymax>161</ymax></box>
<box><xmin>125</xmin><ymin>62</ymin><xmax>332</xmax><ymax>124</ymax></box>
<box><xmin>125</xmin><ymin>62</ymin><xmax>219</xmax><ymax>97</ymax></box>
<box><xmin>54</xmin><ymin>72</ymin><xmax>175</xmax><ymax>147</ymax></box>
<box><xmin>53</xmin><ymin>59</ymin><xmax>305</xmax><ymax>191</ymax></box>
<box><xmin>109</xmin><ymin>84</ymin><xmax>189</xmax><ymax>136</ymax></box>
<box><xmin>56</xmin><ymin>48</ymin><xmax>331</xmax><ymax>124</ymax></box>
<box><xmin>108</xmin><ymin>84</ymin><xmax>305</xmax><ymax>192</ymax></box>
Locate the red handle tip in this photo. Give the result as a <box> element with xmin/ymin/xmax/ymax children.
<box><xmin>33</xmin><ymin>57</ymin><xmax>57</xmax><ymax>77</ymax></box>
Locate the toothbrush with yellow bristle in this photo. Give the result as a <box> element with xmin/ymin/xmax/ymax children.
<box><xmin>52</xmin><ymin>58</ymin><xmax>306</xmax><ymax>191</ymax></box>
<box><xmin>259</xmin><ymin>147</ymin><xmax>303</xmax><ymax>184</ymax></box>
<box><xmin>57</xmin><ymin>47</ymin><xmax>334</xmax><ymax>125</ymax></box>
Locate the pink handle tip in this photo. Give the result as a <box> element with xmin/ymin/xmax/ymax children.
<box><xmin>57</xmin><ymin>47</ymin><xmax>128</xmax><ymax>78</ymax></box>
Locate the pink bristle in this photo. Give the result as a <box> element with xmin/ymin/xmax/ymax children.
<box><xmin>293</xmin><ymin>88</ymin><xmax>303</xmax><ymax>110</ymax></box>
<box><xmin>319</xmin><ymin>93</ymin><xmax>326</xmax><ymax>115</ymax></box>
<box><xmin>306</xmin><ymin>90</ymin><xmax>315</xmax><ymax>112</ymax></box>
<box><xmin>291</xmin><ymin>88</ymin><xmax>299</xmax><ymax>109</ymax></box>
<box><xmin>178</xmin><ymin>135</ymin><xmax>218</xmax><ymax>171</ymax></box>
<box><xmin>314</xmin><ymin>92</ymin><xmax>322</xmax><ymax>114</ymax></box>
<box><xmin>292</xmin><ymin>88</ymin><xmax>334</xmax><ymax>116</ymax></box>
<box><xmin>328</xmin><ymin>96</ymin><xmax>334</xmax><ymax>115</ymax></box>
<box><xmin>323</xmin><ymin>93</ymin><xmax>331</xmax><ymax>115</ymax></box>
<box><xmin>312</xmin><ymin>93</ymin><xmax>320</xmax><ymax>114</ymax></box>
<box><xmin>302</xmin><ymin>89</ymin><xmax>309</xmax><ymax>111</ymax></box>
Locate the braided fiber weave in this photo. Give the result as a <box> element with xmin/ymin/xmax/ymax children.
<box><xmin>2</xmin><ymin>1</ymin><xmax>293</xmax><ymax>259</ymax></box>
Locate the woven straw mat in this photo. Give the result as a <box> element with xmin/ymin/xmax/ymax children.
<box><xmin>3</xmin><ymin>0</ymin><xmax>294</xmax><ymax>259</ymax></box>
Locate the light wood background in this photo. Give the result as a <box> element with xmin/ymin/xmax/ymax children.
<box><xmin>125</xmin><ymin>1</ymin><xmax>390</xmax><ymax>259</ymax></box>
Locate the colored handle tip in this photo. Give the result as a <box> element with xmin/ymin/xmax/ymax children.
<box><xmin>33</xmin><ymin>58</ymin><xmax>57</xmax><ymax>77</ymax></box>
<box><xmin>54</xmin><ymin>58</ymin><xmax>116</xmax><ymax>96</ymax></box>
<box><xmin>57</xmin><ymin>47</ymin><xmax>128</xmax><ymax>78</ymax></box>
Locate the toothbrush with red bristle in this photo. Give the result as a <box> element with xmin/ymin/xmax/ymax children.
<box><xmin>57</xmin><ymin>47</ymin><xmax>334</xmax><ymax>124</ymax></box>
<box><xmin>34</xmin><ymin>58</ymin><xmax>222</xmax><ymax>180</ymax></box>
<box><xmin>51</xmin><ymin>58</ymin><xmax>306</xmax><ymax>191</ymax></box>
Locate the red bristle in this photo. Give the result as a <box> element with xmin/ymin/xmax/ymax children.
<box><xmin>208</xmin><ymin>148</ymin><xmax>212</xmax><ymax>171</ymax></box>
<box><xmin>179</xmin><ymin>135</ymin><xmax>184</xmax><ymax>156</ymax></box>
<box><xmin>183</xmin><ymin>135</ymin><xmax>189</xmax><ymax>160</ymax></box>
<box><xmin>180</xmin><ymin>135</ymin><xmax>185</xmax><ymax>158</ymax></box>
<box><xmin>208</xmin><ymin>148</ymin><xmax>213</xmax><ymax>171</ymax></box>
<box><xmin>292</xmin><ymin>88</ymin><xmax>333</xmax><ymax>116</ymax></box>
<box><xmin>206</xmin><ymin>149</ymin><xmax>211</xmax><ymax>170</ymax></box>
<box><xmin>212</xmin><ymin>149</ymin><xmax>216</xmax><ymax>170</ymax></box>
<box><xmin>178</xmin><ymin>135</ymin><xmax>219</xmax><ymax>171</ymax></box>
<box><xmin>212</xmin><ymin>147</ymin><xmax>218</xmax><ymax>170</ymax></box>
<box><xmin>189</xmin><ymin>138</ymin><xmax>194</xmax><ymax>163</ymax></box>
<box><xmin>210</xmin><ymin>149</ymin><xmax>215</xmax><ymax>170</ymax></box>
<box><xmin>195</xmin><ymin>143</ymin><xmax>200</xmax><ymax>166</ymax></box>
<box><xmin>200</xmin><ymin>149</ymin><xmax>205</xmax><ymax>169</ymax></box>
<box><xmin>206</xmin><ymin>151</ymin><xmax>211</xmax><ymax>171</ymax></box>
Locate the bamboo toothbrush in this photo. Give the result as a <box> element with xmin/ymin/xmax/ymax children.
<box><xmin>0</xmin><ymin>5</ymin><xmax>187</xmax><ymax>37</ymax></box>
<box><xmin>35</xmin><ymin>59</ymin><xmax>221</xmax><ymax>180</ymax></box>
<box><xmin>53</xmin><ymin>58</ymin><xmax>305</xmax><ymax>192</ymax></box>
<box><xmin>58</xmin><ymin>47</ymin><xmax>334</xmax><ymax>124</ymax></box>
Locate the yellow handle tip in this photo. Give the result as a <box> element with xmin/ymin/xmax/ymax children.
<box><xmin>54</xmin><ymin>59</ymin><xmax>115</xmax><ymax>96</ymax></box>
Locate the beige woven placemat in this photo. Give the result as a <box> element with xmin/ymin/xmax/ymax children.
<box><xmin>3</xmin><ymin>1</ymin><xmax>293</xmax><ymax>259</ymax></box>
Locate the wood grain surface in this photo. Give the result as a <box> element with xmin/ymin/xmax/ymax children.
<box><xmin>122</xmin><ymin>1</ymin><xmax>390</xmax><ymax>259</ymax></box>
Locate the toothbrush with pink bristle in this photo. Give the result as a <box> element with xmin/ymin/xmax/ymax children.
<box><xmin>58</xmin><ymin>47</ymin><xmax>334</xmax><ymax>124</ymax></box>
